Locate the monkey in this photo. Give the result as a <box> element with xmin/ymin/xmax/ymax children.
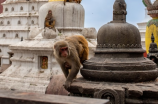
<box><xmin>76</xmin><ymin>0</ymin><xmax>81</xmax><ymax>3</ymax></box>
<box><xmin>45</xmin><ymin>10</ymin><xmax>56</xmax><ymax>31</ymax></box>
<box><xmin>53</xmin><ymin>35</ymin><xmax>89</xmax><ymax>89</ymax></box>
<box><xmin>64</xmin><ymin>0</ymin><xmax>82</xmax><ymax>4</ymax></box>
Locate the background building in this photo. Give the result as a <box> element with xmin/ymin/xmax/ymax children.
<box><xmin>0</xmin><ymin>0</ymin><xmax>48</xmax><ymax>72</ymax></box>
<box><xmin>0</xmin><ymin>0</ymin><xmax>5</xmax><ymax>13</ymax></box>
<box><xmin>137</xmin><ymin>8</ymin><xmax>151</xmax><ymax>51</ymax></box>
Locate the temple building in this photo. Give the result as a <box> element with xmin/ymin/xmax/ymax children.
<box><xmin>137</xmin><ymin>8</ymin><xmax>151</xmax><ymax>50</ymax></box>
<box><xmin>0</xmin><ymin>0</ymin><xmax>48</xmax><ymax>72</ymax></box>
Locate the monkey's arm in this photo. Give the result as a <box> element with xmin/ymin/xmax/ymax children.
<box><xmin>52</xmin><ymin>21</ymin><xmax>55</xmax><ymax>28</ymax></box>
<box><xmin>64</xmin><ymin>57</ymin><xmax>80</xmax><ymax>89</ymax></box>
<box><xmin>45</xmin><ymin>21</ymin><xmax>51</xmax><ymax>28</ymax></box>
<box><xmin>57</xmin><ymin>59</ymin><xmax>69</xmax><ymax>78</ymax></box>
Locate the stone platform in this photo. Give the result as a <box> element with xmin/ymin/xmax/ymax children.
<box><xmin>68</xmin><ymin>78</ymin><xmax>158</xmax><ymax>104</ymax></box>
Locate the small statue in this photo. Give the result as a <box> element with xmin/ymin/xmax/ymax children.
<box><xmin>41</xmin><ymin>56</ymin><xmax>48</xmax><ymax>69</ymax></box>
<box><xmin>45</xmin><ymin>10</ymin><xmax>55</xmax><ymax>31</ymax></box>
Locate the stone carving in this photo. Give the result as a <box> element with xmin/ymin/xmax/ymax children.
<box><xmin>143</xmin><ymin>0</ymin><xmax>152</xmax><ymax>7</ymax></box>
<box><xmin>97</xmin><ymin>44</ymin><xmax>142</xmax><ymax>48</ymax></box>
<box><xmin>42</xmin><ymin>27</ymin><xmax>59</xmax><ymax>39</ymax></box>
<box><xmin>147</xmin><ymin>34</ymin><xmax>158</xmax><ymax>65</ymax></box>
<box><xmin>28</xmin><ymin>27</ymin><xmax>43</xmax><ymax>39</ymax></box>
<box><xmin>81</xmin><ymin>28</ymin><xmax>97</xmax><ymax>39</ymax></box>
<box><xmin>143</xmin><ymin>0</ymin><xmax>158</xmax><ymax>18</ymax></box>
<box><xmin>94</xmin><ymin>89</ymin><xmax>119</xmax><ymax>104</ymax></box>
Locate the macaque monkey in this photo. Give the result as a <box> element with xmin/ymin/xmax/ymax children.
<box><xmin>45</xmin><ymin>10</ymin><xmax>55</xmax><ymax>31</ymax></box>
<box><xmin>53</xmin><ymin>35</ymin><xmax>89</xmax><ymax>89</ymax></box>
<box><xmin>64</xmin><ymin>0</ymin><xmax>82</xmax><ymax>4</ymax></box>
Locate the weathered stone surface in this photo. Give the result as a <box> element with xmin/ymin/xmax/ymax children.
<box><xmin>29</xmin><ymin>27</ymin><xmax>43</xmax><ymax>39</ymax></box>
<box><xmin>42</xmin><ymin>27</ymin><xmax>58</xmax><ymax>39</ymax></box>
<box><xmin>45</xmin><ymin>75</ymin><xmax>69</xmax><ymax>95</ymax></box>
<box><xmin>0</xmin><ymin>90</ymin><xmax>109</xmax><ymax>104</ymax></box>
<box><xmin>80</xmin><ymin>0</ymin><xmax>158</xmax><ymax>83</ymax></box>
<box><xmin>68</xmin><ymin>78</ymin><xmax>158</xmax><ymax>104</ymax></box>
<box><xmin>81</xmin><ymin>28</ymin><xmax>97</xmax><ymax>39</ymax></box>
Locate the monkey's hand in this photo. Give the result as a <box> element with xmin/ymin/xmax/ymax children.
<box><xmin>64</xmin><ymin>81</ymin><xmax>72</xmax><ymax>90</ymax></box>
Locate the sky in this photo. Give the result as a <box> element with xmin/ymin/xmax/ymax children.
<box><xmin>81</xmin><ymin>0</ymin><xmax>151</xmax><ymax>31</ymax></box>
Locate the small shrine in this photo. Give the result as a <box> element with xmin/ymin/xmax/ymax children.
<box><xmin>147</xmin><ymin>34</ymin><xmax>158</xmax><ymax>65</ymax></box>
<box><xmin>143</xmin><ymin>0</ymin><xmax>158</xmax><ymax>53</ymax></box>
<box><xmin>68</xmin><ymin>0</ymin><xmax>158</xmax><ymax>103</ymax></box>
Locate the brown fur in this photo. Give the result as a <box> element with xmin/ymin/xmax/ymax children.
<box><xmin>64</xmin><ymin>0</ymin><xmax>82</xmax><ymax>4</ymax></box>
<box><xmin>53</xmin><ymin>35</ymin><xmax>89</xmax><ymax>89</ymax></box>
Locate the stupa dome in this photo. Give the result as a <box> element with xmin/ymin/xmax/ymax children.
<box><xmin>39</xmin><ymin>1</ymin><xmax>84</xmax><ymax>34</ymax></box>
<box><xmin>97</xmin><ymin>23</ymin><xmax>142</xmax><ymax>50</ymax></box>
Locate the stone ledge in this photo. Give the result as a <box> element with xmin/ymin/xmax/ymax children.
<box><xmin>68</xmin><ymin>78</ymin><xmax>158</xmax><ymax>104</ymax></box>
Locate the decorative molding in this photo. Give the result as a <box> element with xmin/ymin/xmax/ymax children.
<box><xmin>94</xmin><ymin>89</ymin><xmax>119</xmax><ymax>104</ymax></box>
<box><xmin>113</xmin><ymin>10</ymin><xmax>127</xmax><ymax>15</ymax></box>
<box><xmin>97</xmin><ymin>44</ymin><xmax>142</xmax><ymax>48</ymax></box>
<box><xmin>142</xmin><ymin>0</ymin><xmax>152</xmax><ymax>7</ymax></box>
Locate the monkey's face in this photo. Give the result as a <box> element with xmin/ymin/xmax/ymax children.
<box><xmin>59</xmin><ymin>47</ymin><xmax>69</xmax><ymax>58</ymax></box>
<box><xmin>54</xmin><ymin>41</ymin><xmax>70</xmax><ymax>58</ymax></box>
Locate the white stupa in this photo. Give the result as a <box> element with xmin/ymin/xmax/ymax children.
<box><xmin>0</xmin><ymin>0</ymin><xmax>97</xmax><ymax>93</ymax></box>
<box><xmin>0</xmin><ymin>0</ymin><xmax>48</xmax><ymax>72</ymax></box>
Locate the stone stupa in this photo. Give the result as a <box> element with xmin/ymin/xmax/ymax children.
<box><xmin>68</xmin><ymin>0</ymin><xmax>158</xmax><ymax>103</ymax></box>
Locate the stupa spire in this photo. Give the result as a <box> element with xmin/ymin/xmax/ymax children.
<box><xmin>112</xmin><ymin>0</ymin><xmax>127</xmax><ymax>23</ymax></box>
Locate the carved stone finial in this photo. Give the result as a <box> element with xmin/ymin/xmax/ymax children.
<box><xmin>151</xmin><ymin>33</ymin><xmax>155</xmax><ymax>43</ymax></box>
<box><xmin>149</xmin><ymin>33</ymin><xmax>158</xmax><ymax>53</ymax></box>
<box><xmin>112</xmin><ymin>0</ymin><xmax>127</xmax><ymax>23</ymax></box>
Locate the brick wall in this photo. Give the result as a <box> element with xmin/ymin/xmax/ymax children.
<box><xmin>0</xmin><ymin>0</ymin><xmax>5</xmax><ymax>13</ymax></box>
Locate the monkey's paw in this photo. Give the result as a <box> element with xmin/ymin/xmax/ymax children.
<box><xmin>64</xmin><ymin>81</ymin><xmax>71</xmax><ymax>90</ymax></box>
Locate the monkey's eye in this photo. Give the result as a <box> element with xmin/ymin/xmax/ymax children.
<box><xmin>61</xmin><ymin>47</ymin><xmax>68</xmax><ymax>51</ymax></box>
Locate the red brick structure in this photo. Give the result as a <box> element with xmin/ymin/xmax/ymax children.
<box><xmin>0</xmin><ymin>0</ymin><xmax>5</xmax><ymax>13</ymax></box>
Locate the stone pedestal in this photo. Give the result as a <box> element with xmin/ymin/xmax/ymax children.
<box><xmin>67</xmin><ymin>0</ymin><xmax>158</xmax><ymax>104</ymax></box>
<box><xmin>69</xmin><ymin>78</ymin><xmax>158</xmax><ymax>104</ymax></box>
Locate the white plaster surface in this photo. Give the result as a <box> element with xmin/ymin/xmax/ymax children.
<box><xmin>137</xmin><ymin>8</ymin><xmax>152</xmax><ymax>50</ymax></box>
<box><xmin>82</xmin><ymin>28</ymin><xmax>97</xmax><ymax>39</ymax></box>
<box><xmin>39</xmin><ymin>1</ymin><xmax>85</xmax><ymax>36</ymax></box>
<box><xmin>42</xmin><ymin>27</ymin><xmax>59</xmax><ymax>39</ymax></box>
<box><xmin>0</xmin><ymin>0</ymin><xmax>48</xmax><ymax>66</ymax></box>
